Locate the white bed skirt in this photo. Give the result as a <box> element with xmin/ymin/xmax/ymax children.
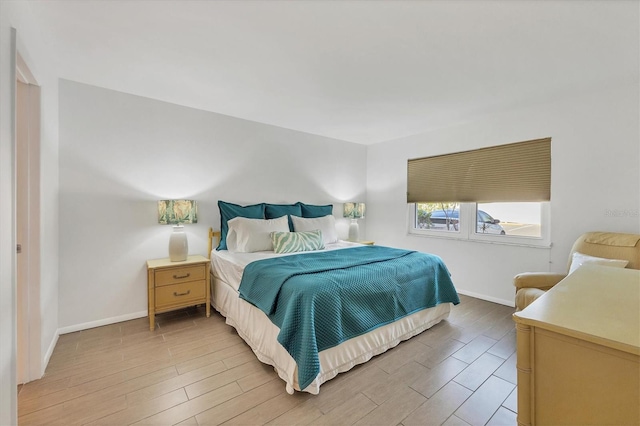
<box><xmin>211</xmin><ymin>275</ymin><xmax>452</xmax><ymax>394</ymax></box>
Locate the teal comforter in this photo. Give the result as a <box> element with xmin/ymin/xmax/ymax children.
<box><xmin>238</xmin><ymin>245</ymin><xmax>459</xmax><ymax>390</ymax></box>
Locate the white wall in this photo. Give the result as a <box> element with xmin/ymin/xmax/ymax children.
<box><xmin>37</xmin><ymin>68</ymin><xmax>59</xmax><ymax>376</ymax></box>
<box><xmin>366</xmin><ymin>84</ymin><xmax>640</xmax><ymax>305</ymax></box>
<box><xmin>58</xmin><ymin>80</ymin><xmax>367</xmax><ymax>330</ymax></box>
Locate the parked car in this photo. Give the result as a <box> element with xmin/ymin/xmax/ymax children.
<box><xmin>426</xmin><ymin>209</ymin><xmax>506</xmax><ymax>235</ymax></box>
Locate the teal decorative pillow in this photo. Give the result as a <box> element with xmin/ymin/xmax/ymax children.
<box><xmin>271</xmin><ymin>230</ymin><xmax>325</xmax><ymax>254</ymax></box>
<box><xmin>299</xmin><ymin>202</ymin><xmax>333</xmax><ymax>218</ymax></box>
<box><xmin>265</xmin><ymin>203</ymin><xmax>302</xmax><ymax>231</ymax></box>
<box><xmin>218</xmin><ymin>201</ymin><xmax>265</xmax><ymax>251</ymax></box>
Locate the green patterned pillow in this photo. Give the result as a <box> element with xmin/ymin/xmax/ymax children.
<box><xmin>271</xmin><ymin>230</ymin><xmax>325</xmax><ymax>254</ymax></box>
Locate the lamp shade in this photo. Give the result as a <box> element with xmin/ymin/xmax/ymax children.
<box><xmin>343</xmin><ymin>202</ymin><xmax>365</xmax><ymax>219</ymax></box>
<box><xmin>158</xmin><ymin>200</ymin><xmax>197</xmax><ymax>262</ymax></box>
<box><xmin>158</xmin><ymin>200</ymin><xmax>198</xmax><ymax>224</ymax></box>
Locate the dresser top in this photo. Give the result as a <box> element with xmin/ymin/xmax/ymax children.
<box><xmin>513</xmin><ymin>264</ymin><xmax>640</xmax><ymax>355</ymax></box>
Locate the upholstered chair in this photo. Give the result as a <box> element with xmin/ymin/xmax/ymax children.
<box><xmin>514</xmin><ymin>231</ymin><xmax>640</xmax><ymax>311</ymax></box>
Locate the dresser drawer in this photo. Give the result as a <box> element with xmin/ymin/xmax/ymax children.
<box><xmin>155</xmin><ymin>264</ymin><xmax>206</xmax><ymax>287</ymax></box>
<box><xmin>155</xmin><ymin>280</ymin><xmax>206</xmax><ymax>309</ymax></box>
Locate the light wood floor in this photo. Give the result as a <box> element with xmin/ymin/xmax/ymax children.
<box><xmin>18</xmin><ymin>295</ymin><xmax>518</xmax><ymax>425</ymax></box>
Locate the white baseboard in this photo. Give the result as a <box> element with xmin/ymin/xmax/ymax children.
<box><xmin>456</xmin><ymin>289</ymin><xmax>515</xmax><ymax>308</ymax></box>
<box><xmin>57</xmin><ymin>311</ymin><xmax>148</xmax><ymax>335</ymax></box>
<box><xmin>42</xmin><ymin>331</ymin><xmax>59</xmax><ymax>378</ymax></box>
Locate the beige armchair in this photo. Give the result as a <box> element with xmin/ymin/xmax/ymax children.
<box><xmin>514</xmin><ymin>231</ymin><xmax>640</xmax><ymax>311</ymax></box>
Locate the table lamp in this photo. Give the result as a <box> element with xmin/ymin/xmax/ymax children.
<box><xmin>158</xmin><ymin>200</ymin><xmax>197</xmax><ymax>261</ymax></box>
<box><xmin>343</xmin><ymin>202</ymin><xmax>365</xmax><ymax>242</ymax></box>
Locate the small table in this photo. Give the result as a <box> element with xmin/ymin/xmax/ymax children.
<box><xmin>146</xmin><ymin>255</ymin><xmax>211</xmax><ymax>331</ymax></box>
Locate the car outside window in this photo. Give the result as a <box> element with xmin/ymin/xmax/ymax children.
<box><xmin>475</xmin><ymin>209</ymin><xmax>506</xmax><ymax>235</ymax></box>
<box><xmin>477</xmin><ymin>210</ymin><xmax>491</xmax><ymax>223</ymax></box>
<box><xmin>415</xmin><ymin>203</ymin><xmax>460</xmax><ymax>233</ymax></box>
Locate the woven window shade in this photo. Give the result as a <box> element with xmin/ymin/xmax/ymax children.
<box><xmin>407</xmin><ymin>138</ymin><xmax>551</xmax><ymax>203</ymax></box>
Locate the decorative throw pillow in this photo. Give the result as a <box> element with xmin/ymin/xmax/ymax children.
<box><xmin>217</xmin><ymin>201</ymin><xmax>265</xmax><ymax>251</ymax></box>
<box><xmin>227</xmin><ymin>216</ymin><xmax>289</xmax><ymax>253</ymax></box>
<box><xmin>299</xmin><ymin>202</ymin><xmax>333</xmax><ymax>218</ymax></box>
<box><xmin>568</xmin><ymin>251</ymin><xmax>629</xmax><ymax>274</ymax></box>
<box><xmin>265</xmin><ymin>203</ymin><xmax>302</xmax><ymax>231</ymax></box>
<box><xmin>290</xmin><ymin>215</ymin><xmax>338</xmax><ymax>244</ymax></box>
<box><xmin>271</xmin><ymin>230</ymin><xmax>325</xmax><ymax>254</ymax></box>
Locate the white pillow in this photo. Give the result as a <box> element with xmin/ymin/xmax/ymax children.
<box><xmin>226</xmin><ymin>216</ymin><xmax>289</xmax><ymax>253</ymax></box>
<box><xmin>290</xmin><ymin>215</ymin><xmax>338</xmax><ymax>244</ymax></box>
<box><xmin>568</xmin><ymin>251</ymin><xmax>629</xmax><ymax>274</ymax></box>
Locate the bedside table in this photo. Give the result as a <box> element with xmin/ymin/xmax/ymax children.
<box><xmin>146</xmin><ymin>254</ymin><xmax>211</xmax><ymax>331</ymax></box>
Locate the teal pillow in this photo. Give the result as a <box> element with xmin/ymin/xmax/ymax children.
<box><xmin>271</xmin><ymin>230</ymin><xmax>325</xmax><ymax>254</ymax></box>
<box><xmin>299</xmin><ymin>202</ymin><xmax>333</xmax><ymax>218</ymax></box>
<box><xmin>218</xmin><ymin>201</ymin><xmax>265</xmax><ymax>250</ymax></box>
<box><xmin>265</xmin><ymin>203</ymin><xmax>302</xmax><ymax>231</ymax></box>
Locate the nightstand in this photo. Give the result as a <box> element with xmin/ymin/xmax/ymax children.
<box><xmin>358</xmin><ymin>241</ymin><xmax>375</xmax><ymax>245</ymax></box>
<box><xmin>146</xmin><ymin>254</ymin><xmax>211</xmax><ymax>331</ymax></box>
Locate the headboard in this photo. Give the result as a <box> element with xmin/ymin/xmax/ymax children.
<box><xmin>207</xmin><ymin>227</ymin><xmax>221</xmax><ymax>258</ymax></box>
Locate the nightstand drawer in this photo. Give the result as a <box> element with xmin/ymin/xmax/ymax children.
<box><xmin>155</xmin><ymin>264</ymin><xmax>206</xmax><ymax>287</ymax></box>
<box><xmin>155</xmin><ymin>280</ymin><xmax>206</xmax><ymax>309</ymax></box>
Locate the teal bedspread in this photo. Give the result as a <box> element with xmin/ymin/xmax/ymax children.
<box><xmin>238</xmin><ymin>245</ymin><xmax>459</xmax><ymax>390</ymax></box>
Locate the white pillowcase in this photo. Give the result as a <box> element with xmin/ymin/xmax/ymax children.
<box><xmin>290</xmin><ymin>215</ymin><xmax>338</xmax><ymax>245</ymax></box>
<box><xmin>226</xmin><ymin>216</ymin><xmax>289</xmax><ymax>253</ymax></box>
<box><xmin>568</xmin><ymin>251</ymin><xmax>629</xmax><ymax>274</ymax></box>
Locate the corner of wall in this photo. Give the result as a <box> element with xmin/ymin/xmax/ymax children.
<box><xmin>42</xmin><ymin>331</ymin><xmax>59</xmax><ymax>377</ymax></box>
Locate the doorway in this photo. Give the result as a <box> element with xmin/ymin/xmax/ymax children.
<box><xmin>16</xmin><ymin>52</ymin><xmax>41</xmax><ymax>385</ymax></box>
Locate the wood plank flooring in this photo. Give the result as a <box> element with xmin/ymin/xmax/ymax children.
<box><xmin>18</xmin><ymin>295</ymin><xmax>518</xmax><ymax>425</ymax></box>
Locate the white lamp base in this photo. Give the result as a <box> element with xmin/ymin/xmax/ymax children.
<box><xmin>348</xmin><ymin>219</ymin><xmax>359</xmax><ymax>242</ymax></box>
<box><xmin>169</xmin><ymin>225</ymin><xmax>188</xmax><ymax>261</ymax></box>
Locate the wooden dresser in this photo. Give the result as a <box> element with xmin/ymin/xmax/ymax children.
<box><xmin>513</xmin><ymin>264</ymin><xmax>640</xmax><ymax>425</ymax></box>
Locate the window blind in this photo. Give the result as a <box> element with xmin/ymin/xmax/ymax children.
<box><xmin>407</xmin><ymin>137</ymin><xmax>551</xmax><ymax>203</ymax></box>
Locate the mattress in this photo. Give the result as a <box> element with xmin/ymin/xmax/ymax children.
<box><xmin>209</xmin><ymin>244</ymin><xmax>453</xmax><ymax>394</ymax></box>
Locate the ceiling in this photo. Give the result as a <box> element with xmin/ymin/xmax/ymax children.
<box><xmin>21</xmin><ymin>0</ymin><xmax>639</xmax><ymax>145</ymax></box>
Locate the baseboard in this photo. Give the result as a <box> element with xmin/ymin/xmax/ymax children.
<box><xmin>57</xmin><ymin>311</ymin><xmax>148</xmax><ymax>335</ymax></box>
<box><xmin>42</xmin><ymin>331</ymin><xmax>59</xmax><ymax>378</ymax></box>
<box><xmin>456</xmin><ymin>289</ymin><xmax>515</xmax><ymax>308</ymax></box>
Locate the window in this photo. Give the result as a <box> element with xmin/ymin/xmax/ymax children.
<box><xmin>407</xmin><ymin>138</ymin><xmax>551</xmax><ymax>247</ymax></box>
<box><xmin>477</xmin><ymin>202</ymin><xmax>541</xmax><ymax>238</ymax></box>
<box><xmin>409</xmin><ymin>202</ymin><xmax>550</xmax><ymax>246</ymax></box>
<box><xmin>415</xmin><ymin>202</ymin><xmax>461</xmax><ymax>232</ymax></box>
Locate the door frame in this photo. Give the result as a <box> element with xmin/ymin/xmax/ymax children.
<box><xmin>16</xmin><ymin>51</ymin><xmax>41</xmax><ymax>384</ymax></box>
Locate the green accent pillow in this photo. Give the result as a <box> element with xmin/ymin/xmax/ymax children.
<box><xmin>271</xmin><ymin>230</ymin><xmax>325</xmax><ymax>254</ymax></box>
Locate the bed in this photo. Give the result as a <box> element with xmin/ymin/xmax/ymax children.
<box><xmin>206</xmin><ymin>221</ymin><xmax>460</xmax><ymax>395</ymax></box>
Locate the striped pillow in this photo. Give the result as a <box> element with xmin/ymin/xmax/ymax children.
<box><xmin>271</xmin><ymin>230</ymin><xmax>325</xmax><ymax>254</ymax></box>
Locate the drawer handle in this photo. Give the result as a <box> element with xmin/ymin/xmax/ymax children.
<box><xmin>173</xmin><ymin>290</ymin><xmax>191</xmax><ymax>297</ymax></box>
<box><xmin>173</xmin><ymin>273</ymin><xmax>191</xmax><ymax>279</ymax></box>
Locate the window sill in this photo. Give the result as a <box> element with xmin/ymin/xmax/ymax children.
<box><xmin>408</xmin><ymin>230</ymin><xmax>552</xmax><ymax>249</ymax></box>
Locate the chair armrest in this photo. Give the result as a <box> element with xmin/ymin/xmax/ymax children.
<box><xmin>513</xmin><ymin>272</ymin><xmax>567</xmax><ymax>291</ymax></box>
